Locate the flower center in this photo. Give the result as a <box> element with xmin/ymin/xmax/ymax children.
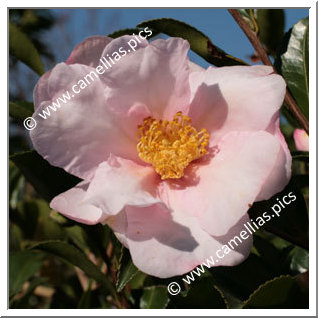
<box><xmin>137</xmin><ymin>111</ymin><xmax>210</xmax><ymax>180</ymax></box>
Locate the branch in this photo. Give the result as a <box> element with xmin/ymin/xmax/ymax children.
<box><xmin>228</xmin><ymin>9</ymin><xmax>309</xmax><ymax>135</ymax></box>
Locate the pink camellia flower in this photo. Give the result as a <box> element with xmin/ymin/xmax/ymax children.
<box><xmin>293</xmin><ymin>129</ymin><xmax>309</xmax><ymax>152</ymax></box>
<box><xmin>30</xmin><ymin>36</ymin><xmax>291</xmax><ymax>278</ymax></box>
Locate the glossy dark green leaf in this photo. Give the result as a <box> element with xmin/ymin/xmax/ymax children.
<box><xmin>129</xmin><ymin>271</ymin><xmax>147</xmax><ymax>290</ymax></box>
<box><xmin>9</xmin><ymin>101</ymin><xmax>34</xmax><ymax>121</ymax></box>
<box><xmin>210</xmin><ymin>253</ymin><xmax>276</xmax><ymax>303</ymax></box>
<box><xmin>30</xmin><ymin>240</ymin><xmax>116</xmax><ymax>297</ymax></box>
<box><xmin>140</xmin><ymin>286</ymin><xmax>169</xmax><ymax>309</ymax></box>
<box><xmin>170</xmin><ymin>275</ymin><xmax>227</xmax><ymax>309</ymax></box>
<box><xmin>10</xmin><ymin>150</ymin><xmax>81</xmax><ymax>201</ymax></box>
<box><xmin>65</xmin><ymin>225</ymin><xmax>89</xmax><ymax>252</ymax></box>
<box><xmin>108</xmin><ymin>28</ymin><xmax>158</xmax><ymax>39</ymax></box>
<box><xmin>276</xmin><ymin>17</ymin><xmax>309</xmax><ymax>120</ymax></box>
<box><xmin>243</xmin><ymin>274</ymin><xmax>309</xmax><ymax>308</ymax></box>
<box><xmin>9</xmin><ymin>22</ymin><xmax>44</xmax><ymax>75</ymax></box>
<box><xmin>256</xmin><ymin>9</ymin><xmax>285</xmax><ymax>55</ymax></box>
<box><xmin>289</xmin><ymin>247</ymin><xmax>309</xmax><ymax>273</ymax></box>
<box><xmin>248</xmin><ymin>177</ymin><xmax>308</xmax><ymax>250</ymax></box>
<box><xmin>116</xmin><ymin>247</ymin><xmax>139</xmax><ymax>292</ymax></box>
<box><xmin>137</xmin><ymin>18</ymin><xmax>247</xmax><ymax>66</ymax></box>
<box><xmin>9</xmin><ymin>250</ymin><xmax>45</xmax><ymax>298</ymax></box>
<box><xmin>72</xmin><ymin>224</ymin><xmax>112</xmax><ymax>266</ymax></box>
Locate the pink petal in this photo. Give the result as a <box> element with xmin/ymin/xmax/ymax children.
<box><xmin>50</xmin><ymin>180</ymin><xmax>105</xmax><ymax>225</ymax></box>
<box><xmin>293</xmin><ymin>129</ymin><xmax>309</xmax><ymax>152</ymax></box>
<box><xmin>188</xmin><ymin>60</ymin><xmax>205</xmax><ymax>73</ymax></box>
<box><xmin>120</xmin><ymin>204</ymin><xmax>252</xmax><ymax>278</ymax></box>
<box><xmin>33</xmin><ymin>69</ymin><xmax>52</xmax><ymax>110</ymax></box>
<box><xmin>30</xmin><ymin>63</ymin><xmax>148</xmax><ymax>180</ymax></box>
<box><xmin>164</xmin><ymin>131</ymin><xmax>281</xmax><ymax>237</ymax></box>
<box><xmin>83</xmin><ymin>155</ymin><xmax>163</xmax><ymax>215</ymax></box>
<box><xmin>256</xmin><ymin>114</ymin><xmax>292</xmax><ymax>200</ymax></box>
<box><xmin>99</xmin><ymin>37</ymin><xmax>191</xmax><ymax>119</ymax></box>
<box><xmin>66</xmin><ymin>36</ymin><xmax>112</xmax><ymax>67</ymax></box>
<box><xmin>188</xmin><ymin>65</ymin><xmax>286</xmax><ymax>143</ymax></box>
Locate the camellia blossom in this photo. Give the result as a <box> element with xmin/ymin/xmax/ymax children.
<box><xmin>30</xmin><ymin>35</ymin><xmax>291</xmax><ymax>278</ymax></box>
<box><xmin>293</xmin><ymin>129</ymin><xmax>309</xmax><ymax>152</ymax></box>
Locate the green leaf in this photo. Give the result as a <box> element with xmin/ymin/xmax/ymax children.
<box><xmin>116</xmin><ymin>247</ymin><xmax>139</xmax><ymax>292</ymax></box>
<box><xmin>11</xmin><ymin>199</ymin><xmax>65</xmax><ymax>240</ymax></box>
<box><xmin>243</xmin><ymin>274</ymin><xmax>309</xmax><ymax>308</ymax></box>
<box><xmin>276</xmin><ymin>17</ymin><xmax>309</xmax><ymax>120</ymax></box>
<box><xmin>210</xmin><ymin>253</ymin><xmax>276</xmax><ymax>304</ymax></box>
<box><xmin>137</xmin><ymin>18</ymin><xmax>247</xmax><ymax>66</ymax></box>
<box><xmin>170</xmin><ymin>275</ymin><xmax>227</xmax><ymax>309</ymax></box>
<box><xmin>36</xmin><ymin>199</ymin><xmax>66</xmax><ymax>240</ymax></box>
<box><xmin>9</xmin><ymin>22</ymin><xmax>44</xmax><ymax>75</ymax></box>
<box><xmin>9</xmin><ymin>250</ymin><xmax>45</xmax><ymax>298</ymax></box>
<box><xmin>77</xmin><ymin>288</ymin><xmax>92</xmax><ymax>309</ymax></box>
<box><xmin>30</xmin><ymin>240</ymin><xmax>117</xmax><ymax>297</ymax></box>
<box><xmin>140</xmin><ymin>286</ymin><xmax>169</xmax><ymax>309</ymax></box>
<box><xmin>10</xmin><ymin>150</ymin><xmax>81</xmax><ymax>201</ymax></box>
<box><xmin>108</xmin><ymin>28</ymin><xmax>158</xmax><ymax>39</ymax></box>
<box><xmin>289</xmin><ymin>247</ymin><xmax>309</xmax><ymax>273</ymax></box>
<box><xmin>9</xmin><ymin>101</ymin><xmax>34</xmax><ymax>121</ymax></box>
<box><xmin>129</xmin><ymin>271</ymin><xmax>147</xmax><ymax>290</ymax></box>
<box><xmin>256</xmin><ymin>9</ymin><xmax>285</xmax><ymax>56</ymax></box>
<box><xmin>50</xmin><ymin>210</ymin><xmax>74</xmax><ymax>226</ymax></box>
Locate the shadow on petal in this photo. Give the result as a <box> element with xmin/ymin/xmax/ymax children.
<box><xmin>126</xmin><ymin>203</ymin><xmax>199</xmax><ymax>252</ymax></box>
<box><xmin>189</xmin><ymin>83</ymin><xmax>228</xmax><ymax>133</ymax></box>
<box><xmin>211</xmin><ymin>213</ymin><xmax>253</xmax><ymax>257</ymax></box>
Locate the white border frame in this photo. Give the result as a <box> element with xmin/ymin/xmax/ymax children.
<box><xmin>2</xmin><ymin>1</ymin><xmax>316</xmax><ymax>316</ymax></box>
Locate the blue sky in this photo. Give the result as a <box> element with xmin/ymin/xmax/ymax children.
<box><xmin>50</xmin><ymin>8</ymin><xmax>309</xmax><ymax>67</ymax></box>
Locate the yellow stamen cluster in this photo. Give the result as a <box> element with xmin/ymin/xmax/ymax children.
<box><xmin>137</xmin><ymin>112</ymin><xmax>210</xmax><ymax>180</ymax></box>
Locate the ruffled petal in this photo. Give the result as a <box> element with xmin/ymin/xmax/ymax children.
<box><xmin>50</xmin><ymin>180</ymin><xmax>105</xmax><ymax>225</ymax></box>
<box><xmin>100</xmin><ymin>37</ymin><xmax>191</xmax><ymax>119</ymax></box>
<box><xmin>188</xmin><ymin>65</ymin><xmax>286</xmax><ymax>143</ymax></box>
<box><xmin>66</xmin><ymin>36</ymin><xmax>112</xmax><ymax>67</ymax></box>
<box><xmin>30</xmin><ymin>63</ymin><xmax>147</xmax><ymax>180</ymax></box>
<box><xmin>256</xmin><ymin>115</ymin><xmax>292</xmax><ymax>200</ymax></box>
<box><xmin>83</xmin><ymin>155</ymin><xmax>162</xmax><ymax>215</ymax></box>
<box><xmin>117</xmin><ymin>204</ymin><xmax>252</xmax><ymax>278</ymax></box>
<box><xmin>164</xmin><ymin>131</ymin><xmax>281</xmax><ymax>237</ymax></box>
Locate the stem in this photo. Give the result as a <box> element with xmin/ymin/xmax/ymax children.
<box><xmin>228</xmin><ymin>9</ymin><xmax>309</xmax><ymax>135</ymax></box>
